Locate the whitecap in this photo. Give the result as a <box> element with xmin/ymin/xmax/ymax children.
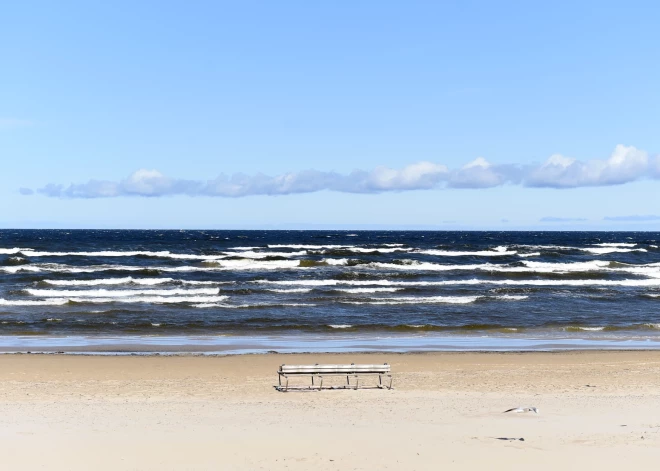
<box><xmin>582</xmin><ymin>247</ymin><xmax>646</xmax><ymax>254</ymax></box>
<box><xmin>343</xmin><ymin>296</ymin><xmax>480</xmax><ymax>305</ymax></box>
<box><xmin>568</xmin><ymin>326</ymin><xmax>606</xmax><ymax>331</ymax></box>
<box><xmin>266</xmin><ymin>288</ymin><xmax>313</xmax><ymax>293</ymax></box>
<box><xmin>0</xmin><ymin>247</ymin><xmax>30</xmax><ymax>255</ymax></box>
<box><xmin>24</xmin><ymin>288</ymin><xmax>219</xmax><ymax>297</ymax></box>
<box><xmin>0</xmin><ymin>298</ymin><xmax>70</xmax><ymax>306</ymax></box>
<box><xmin>594</xmin><ymin>243</ymin><xmax>637</xmax><ymax>247</ymax></box>
<box><xmin>416</xmin><ymin>248</ymin><xmax>517</xmax><ymax>256</ymax></box>
<box><xmin>336</xmin><ymin>288</ymin><xmax>403</xmax><ymax>294</ymax></box>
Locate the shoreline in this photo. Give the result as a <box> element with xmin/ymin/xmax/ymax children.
<box><xmin>1</xmin><ymin>332</ymin><xmax>660</xmax><ymax>354</ymax></box>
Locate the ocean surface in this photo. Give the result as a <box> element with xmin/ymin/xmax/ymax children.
<box><xmin>2</xmin><ymin>230</ymin><xmax>660</xmax><ymax>353</ymax></box>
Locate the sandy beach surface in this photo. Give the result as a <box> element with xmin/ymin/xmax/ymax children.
<box><xmin>1</xmin><ymin>351</ymin><xmax>660</xmax><ymax>470</ymax></box>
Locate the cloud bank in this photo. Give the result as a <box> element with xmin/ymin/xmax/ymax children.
<box><xmin>540</xmin><ymin>217</ymin><xmax>588</xmax><ymax>223</ymax></box>
<box><xmin>604</xmin><ymin>215</ymin><xmax>660</xmax><ymax>222</ymax></box>
<box><xmin>28</xmin><ymin>145</ymin><xmax>660</xmax><ymax>198</ymax></box>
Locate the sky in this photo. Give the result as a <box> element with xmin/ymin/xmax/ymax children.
<box><xmin>2</xmin><ymin>0</ymin><xmax>660</xmax><ymax>230</ymax></box>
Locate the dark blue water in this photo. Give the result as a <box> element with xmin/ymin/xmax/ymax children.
<box><xmin>2</xmin><ymin>230</ymin><xmax>660</xmax><ymax>351</ymax></box>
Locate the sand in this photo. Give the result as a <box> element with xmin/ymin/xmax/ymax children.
<box><xmin>1</xmin><ymin>351</ymin><xmax>660</xmax><ymax>470</ymax></box>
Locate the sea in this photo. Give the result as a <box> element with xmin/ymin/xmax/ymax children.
<box><xmin>1</xmin><ymin>230</ymin><xmax>660</xmax><ymax>353</ymax></box>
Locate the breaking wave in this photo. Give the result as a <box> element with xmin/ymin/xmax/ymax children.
<box><xmin>24</xmin><ymin>288</ymin><xmax>220</xmax><ymax>298</ymax></box>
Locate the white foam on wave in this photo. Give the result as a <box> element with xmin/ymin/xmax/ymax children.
<box><xmin>41</xmin><ymin>277</ymin><xmax>229</xmax><ymax>286</ymax></box>
<box><xmin>258</xmin><ymin>277</ymin><xmax>660</xmax><ymax>287</ymax></box>
<box><xmin>337</xmin><ymin>288</ymin><xmax>403</xmax><ymax>294</ymax></box>
<box><xmin>513</xmin><ymin>244</ymin><xmax>644</xmax><ymax>254</ymax></box>
<box><xmin>255</xmin><ymin>279</ymin><xmax>394</xmax><ymax>287</ymax></box>
<box><xmin>266</xmin><ymin>288</ymin><xmax>313</xmax><ymax>293</ymax></box>
<box><xmin>267</xmin><ymin>244</ymin><xmax>350</xmax><ymax>250</ymax></box>
<box><xmin>325</xmin><ymin>247</ymin><xmax>411</xmax><ymax>254</ymax></box>
<box><xmin>224</xmin><ymin>250</ymin><xmax>308</xmax><ymax>259</ymax></box>
<box><xmin>582</xmin><ymin>247</ymin><xmax>646</xmax><ymax>254</ymax></box>
<box><xmin>324</xmin><ymin>258</ymin><xmax>349</xmax><ymax>266</ymax></box>
<box><xmin>213</xmin><ymin>259</ymin><xmax>302</xmax><ymax>270</ymax></box>
<box><xmin>69</xmin><ymin>295</ymin><xmax>228</xmax><ymax>304</ymax></box>
<box><xmin>192</xmin><ymin>302</ymin><xmax>316</xmax><ymax>308</ymax></box>
<box><xmin>417</xmin><ymin>246</ymin><xmax>517</xmax><ymax>256</ymax></box>
<box><xmin>264</xmin><ymin>244</ymin><xmax>410</xmax><ymax>253</ymax></box>
<box><xmin>518</xmin><ymin>252</ymin><xmax>541</xmax><ymax>258</ymax></box>
<box><xmin>594</xmin><ymin>243</ymin><xmax>637</xmax><ymax>247</ymax></box>
<box><xmin>328</xmin><ymin>324</ymin><xmax>353</xmax><ymax>329</ymax></box>
<box><xmin>343</xmin><ymin>296</ymin><xmax>480</xmax><ymax>305</ymax></box>
<box><xmin>25</xmin><ymin>288</ymin><xmax>220</xmax><ymax>298</ymax></box>
<box><xmin>0</xmin><ymin>248</ymin><xmax>29</xmax><ymax>255</ymax></box>
<box><xmin>0</xmin><ymin>265</ymin><xmax>42</xmax><ymax>274</ymax></box>
<box><xmin>18</xmin><ymin>249</ymin><xmax>225</xmax><ymax>260</ymax></box>
<box><xmin>567</xmin><ymin>326</ymin><xmax>606</xmax><ymax>331</ymax></box>
<box><xmin>42</xmin><ymin>277</ymin><xmax>174</xmax><ymax>286</ymax></box>
<box><xmin>494</xmin><ymin>295</ymin><xmax>529</xmax><ymax>301</ymax></box>
<box><xmin>2</xmin><ymin>259</ymin><xmax>304</xmax><ymax>274</ymax></box>
<box><xmin>0</xmin><ymin>298</ymin><xmax>70</xmax><ymax>306</ymax></box>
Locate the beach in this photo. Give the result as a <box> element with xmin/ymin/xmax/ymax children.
<box><xmin>2</xmin><ymin>351</ymin><xmax>660</xmax><ymax>470</ymax></box>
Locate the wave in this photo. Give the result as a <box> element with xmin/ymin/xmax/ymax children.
<box><xmin>1</xmin><ymin>259</ymin><xmax>304</xmax><ymax>274</ymax></box>
<box><xmin>223</xmin><ymin>250</ymin><xmax>307</xmax><ymax>259</ymax></box>
<box><xmin>512</xmin><ymin>244</ymin><xmax>645</xmax><ymax>254</ymax></box>
<box><xmin>416</xmin><ymin>246</ymin><xmax>517</xmax><ymax>256</ymax></box>
<box><xmin>42</xmin><ymin>277</ymin><xmax>176</xmax><ymax>286</ymax></box>
<box><xmin>7</xmin><ymin>257</ymin><xmax>659</xmax><ymax>277</ymax></box>
<box><xmin>16</xmin><ymin>249</ymin><xmax>226</xmax><ymax>260</ymax></box>
<box><xmin>494</xmin><ymin>295</ymin><xmax>529</xmax><ymax>300</ymax></box>
<box><xmin>64</xmin><ymin>278</ymin><xmax>231</xmax><ymax>286</ymax></box>
<box><xmin>52</xmin><ymin>295</ymin><xmax>225</xmax><ymax>304</ymax></box>
<box><xmin>266</xmin><ymin>288</ymin><xmax>313</xmax><ymax>293</ymax></box>
<box><xmin>0</xmin><ymin>248</ymin><xmax>30</xmax><ymax>255</ymax></box>
<box><xmin>0</xmin><ymin>299</ymin><xmax>70</xmax><ymax>306</ymax></box>
<box><xmin>594</xmin><ymin>243</ymin><xmax>637</xmax><ymax>247</ymax></box>
<box><xmin>24</xmin><ymin>288</ymin><xmax>220</xmax><ymax>298</ymax></box>
<box><xmin>563</xmin><ymin>326</ymin><xmax>606</xmax><ymax>332</ymax></box>
<box><xmin>263</xmin><ymin>244</ymin><xmax>410</xmax><ymax>253</ymax></box>
<box><xmin>328</xmin><ymin>324</ymin><xmax>353</xmax><ymax>329</ymax></box>
<box><xmin>191</xmin><ymin>302</ymin><xmax>317</xmax><ymax>308</ymax></box>
<box><xmin>257</xmin><ymin>277</ymin><xmax>660</xmax><ymax>287</ymax></box>
<box><xmin>336</xmin><ymin>288</ymin><xmax>403</xmax><ymax>294</ymax></box>
<box><xmin>581</xmin><ymin>247</ymin><xmax>646</xmax><ymax>254</ymax></box>
<box><xmin>343</xmin><ymin>296</ymin><xmax>481</xmax><ymax>305</ymax></box>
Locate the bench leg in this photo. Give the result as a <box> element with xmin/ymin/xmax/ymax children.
<box><xmin>355</xmin><ymin>375</ymin><xmax>359</xmax><ymax>390</ymax></box>
<box><xmin>346</xmin><ymin>375</ymin><xmax>350</xmax><ymax>387</ymax></box>
<box><xmin>311</xmin><ymin>375</ymin><xmax>314</xmax><ymax>387</ymax></box>
<box><xmin>389</xmin><ymin>375</ymin><xmax>393</xmax><ymax>390</ymax></box>
<box><xmin>319</xmin><ymin>375</ymin><xmax>323</xmax><ymax>391</ymax></box>
<box><xmin>379</xmin><ymin>374</ymin><xmax>382</xmax><ymax>388</ymax></box>
<box><xmin>286</xmin><ymin>376</ymin><xmax>289</xmax><ymax>392</ymax></box>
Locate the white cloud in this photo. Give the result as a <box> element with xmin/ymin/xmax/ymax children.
<box><xmin>448</xmin><ymin>157</ymin><xmax>521</xmax><ymax>188</ymax></box>
<box><xmin>30</xmin><ymin>144</ymin><xmax>660</xmax><ymax>198</ymax></box>
<box><xmin>526</xmin><ymin>145</ymin><xmax>649</xmax><ymax>188</ymax></box>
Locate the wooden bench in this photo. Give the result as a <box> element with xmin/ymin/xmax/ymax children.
<box><xmin>276</xmin><ymin>363</ymin><xmax>392</xmax><ymax>391</ymax></box>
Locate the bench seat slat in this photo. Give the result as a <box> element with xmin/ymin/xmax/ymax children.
<box><xmin>279</xmin><ymin>364</ymin><xmax>390</xmax><ymax>374</ymax></box>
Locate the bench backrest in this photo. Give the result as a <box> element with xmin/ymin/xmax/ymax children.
<box><xmin>279</xmin><ymin>364</ymin><xmax>390</xmax><ymax>374</ymax></box>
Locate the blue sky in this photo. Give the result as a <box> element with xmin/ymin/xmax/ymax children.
<box><xmin>2</xmin><ymin>0</ymin><xmax>660</xmax><ymax>229</ymax></box>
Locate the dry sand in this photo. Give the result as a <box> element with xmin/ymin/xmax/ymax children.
<box><xmin>1</xmin><ymin>351</ymin><xmax>660</xmax><ymax>470</ymax></box>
